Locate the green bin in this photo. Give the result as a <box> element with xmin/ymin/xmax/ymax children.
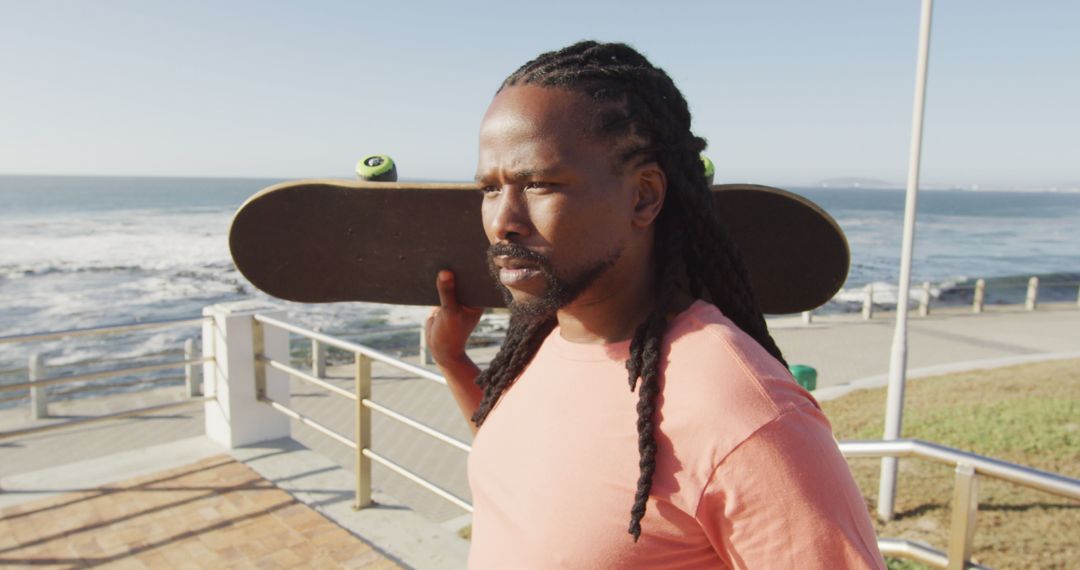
<box><xmin>788</xmin><ymin>364</ymin><xmax>817</xmax><ymax>391</ymax></box>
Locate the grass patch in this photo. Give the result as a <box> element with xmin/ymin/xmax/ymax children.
<box><xmin>822</xmin><ymin>358</ymin><xmax>1080</xmax><ymax>569</ymax></box>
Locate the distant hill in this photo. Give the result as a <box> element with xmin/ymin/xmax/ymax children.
<box><xmin>814</xmin><ymin>177</ymin><xmax>898</xmax><ymax>190</ymax></box>
<box><xmin>809</xmin><ymin>178</ymin><xmax>1080</xmax><ymax>193</ymax></box>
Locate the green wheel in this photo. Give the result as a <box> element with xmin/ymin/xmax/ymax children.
<box><xmin>356</xmin><ymin>155</ymin><xmax>398</xmax><ymax>182</ymax></box>
<box><xmin>701</xmin><ymin>154</ymin><xmax>715</xmax><ymax>186</ymax></box>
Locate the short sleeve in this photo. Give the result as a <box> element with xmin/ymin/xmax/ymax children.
<box><xmin>694</xmin><ymin>404</ymin><xmax>885</xmax><ymax>569</ymax></box>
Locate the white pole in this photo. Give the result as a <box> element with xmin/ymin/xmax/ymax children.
<box><xmin>973</xmin><ymin>278</ymin><xmax>986</xmax><ymax>313</ymax></box>
<box><xmin>419</xmin><ymin>324</ymin><xmax>434</xmax><ymax>365</ymax></box>
<box><xmin>1025</xmin><ymin>276</ymin><xmax>1039</xmax><ymax>311</ymax></box>
<box><xmin>878</xmin><ymin>0</ymin><xmax>934</xmax><ymax>522</ymax></box>
<box><xmin>29</xmin><ymin>353</ymin><xmax>47</xmax><ymax>419</ymax></box>
<box><xmin>312</xmin><ymin>338</ymin><xmax>327</xmax><ymax>378</ymax></box>
<box><xmin>185</xmin><ymin>338</ymin><xmax>201</xmax><ymax>397</ymax></box>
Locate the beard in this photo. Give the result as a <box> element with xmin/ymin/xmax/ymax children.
<box><xmin>486</xmin><ymin>242</ymin><xmax>622</xmax><ymax>319</ymax></box>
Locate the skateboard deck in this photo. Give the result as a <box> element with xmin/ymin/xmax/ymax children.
<box><xmin>229</xmin><ymin>180</ymin><xmax>849</xmax><ymax>314</ymax></box>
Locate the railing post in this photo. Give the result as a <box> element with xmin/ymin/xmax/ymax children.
<box><xmin>184</xmin><ymin>338</ymin><xmax>201</xmax><ymax>397</ymax></box>
<box><xmin>919</xmin><ymin>281</ymin><xmax>931</xmax><ymax>316</ymax></box>
<box><xmin>946</xmin><ymin>463</ymin><xmax>979</xmax><ymax>570</ymax></box>
<box><xmin>312</xmin><ymin>338</ymin><xmax>326</xmax><ymax>378</ymax></box>
<box><xmin>202</xmin><ymin>301</ymin><xmax>291</xmax><ymax>448</ymax></box>
<box><xmin>972</xmin><ymin>279</ymin><xmax>985</xmax><ymax>313</ymax></box>
<box><xmin>801</xmin><ymin>310</ymin><xmax>813</xmax><ymax>325</ymax></box>
<box><xmin>862</xmin><ymin>284</ymin><xmax>874</xmax><ymax>320</ymax></box>
<box><xmin>354</xmin><ymin>353</ymin><xmax>373</xmax><ymax>509</ymax></box>
<box><xmin>29</xmin><ymin>353</ymin><xmax>47</xmax><ymax>419</ymax></box>
<box><xmin>419</xmin><ymin>325</ymin><xmax>434</xmax><ymax>365</ymax></box>
<box><xmin>1025</xmin><ymin>276</ymin><xmax>1039</xmax><ymax>311</ymax></box>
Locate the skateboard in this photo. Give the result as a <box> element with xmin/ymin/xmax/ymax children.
<box><xmin>229</xmin><ymin>160</ymin><xmax>848</xmax><ymax>314</ymax></box>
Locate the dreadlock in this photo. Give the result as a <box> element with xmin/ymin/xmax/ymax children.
<box><xmin>471</xmin><ymin>41</ymin><xmax>788</xmax><ymax>542</ymax></box>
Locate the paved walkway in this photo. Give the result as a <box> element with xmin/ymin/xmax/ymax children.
<box><xmin>0</xmin><ymin>454</ymin><xmax>398</xmax><ymax>569</ymax></box>
<box><xmin>768</xmin><ymin>304</ymin><xmax>1079</xmax><ymax>391</ymax></box>
<box><xmin>1</xmin><ymin>304</ymin><xmax>1077</xmax><ymax>561</ymax></box>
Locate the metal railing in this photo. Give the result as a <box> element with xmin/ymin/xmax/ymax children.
<box><xmin>250</xmin><ymin>313</ymin><xmax>1080</xmax><ymax>569</ymax></box>
<box><xmin>839</xmin><ymin>439</ymin><xmax>1080</xmax><ymax>570</ymax></box>
<box><xmin>252</xmin><ymin>313</ymin><xmax>474</xmax><ymax>513</ymax></box>
<box><xmin>0</xmin><ymin>317</ymin><xmax>213</xmax><ymax>441</ymax></box>
<box><xmin>839</xmin><ymin>276</ymin><xmax>1080</xmax><ymax>321</ymax></box>
<box><xmin>0</xmin><ymin>317</ymin><xmax>207</xmax><ymax>345</ymax></box>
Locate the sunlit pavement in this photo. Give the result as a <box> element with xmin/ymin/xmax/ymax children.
<box><xmin>0</xmin><ymin>454</ymin><xmax>398</xmax><ymax>569</ymax></box>
<box><xmin>1</xmin><ymin>304</ymin><xmax>1076</xmax><ymax>566</ymax></box>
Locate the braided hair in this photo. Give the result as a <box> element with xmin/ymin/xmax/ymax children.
<box><xmin>471</xmin><ymin>41</ymin><xmax>788</xmax><ymax>542</ymax></box>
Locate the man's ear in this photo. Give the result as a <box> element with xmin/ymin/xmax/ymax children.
<box><xmin>631</xmin><ymin>163</ymin><xmax>666</xmax><ymax>228</ymax></box>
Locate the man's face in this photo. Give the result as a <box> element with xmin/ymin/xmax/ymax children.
<box><xmin>475</xmin><ymin>85</ymin><xmax>641</xmax><ymax>317</ymax></box>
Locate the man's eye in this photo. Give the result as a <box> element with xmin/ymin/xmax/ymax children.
<box><xmin>480</xmin><ymin>185</ymin><xmax>501</xmax><ymax>195</ymax></box>
<box><xmin>524</xmin><ymin>181</ymin><xmax>552</xmax><ymax>191</ymax></box>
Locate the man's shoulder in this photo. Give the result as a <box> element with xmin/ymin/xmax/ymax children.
<box><xmin>647</xmin><ymin>301</ymin><xmax>824</xmax><ymax>511</ymax></box>
<box><xmin>661</xmin><ymin>300</ymin><xmax>816</xmax><ymax>439</ymax></box>
<box><xmin>665</xmin><ymin>300</ymin><xmax>791</xmax><ymax>386</ymax></box>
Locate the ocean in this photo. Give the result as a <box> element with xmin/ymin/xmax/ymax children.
<box><xmin>2</xmin><ymin>175</ymin><xmax>1078</xmax><ymax>405</ymax></box>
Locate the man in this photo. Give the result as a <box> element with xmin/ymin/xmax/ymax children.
<box><xmin>425</xmin><ymin>41</ymin><xmax>883</xmax><ymax>569</ymax></box>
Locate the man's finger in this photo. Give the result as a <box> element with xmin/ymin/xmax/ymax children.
<box><xmin>435</xmin><ymin>270</ymin><xmax>458</xmax><ymax>310</ymax></box>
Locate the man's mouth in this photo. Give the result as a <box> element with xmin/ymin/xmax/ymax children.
<box><xmin>487</xmin><ymin>243</ymin><xmax>553</xmax><ymax>292</ymax></box>
<box><xmin>493</xmin><ymin>256</ymin><xmax>542</xmax><ymax>286</ymax></box>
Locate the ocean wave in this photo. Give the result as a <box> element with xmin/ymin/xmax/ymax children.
<box><xmin>0</xmin><ymin>264</ymin><xmax>146</xmax><ymax>280</ymax></box>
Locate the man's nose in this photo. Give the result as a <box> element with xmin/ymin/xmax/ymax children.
<box><xmin>486</xmin><ymin>189</ymin><xmax>531</xmax><ymax>242</ymax></box>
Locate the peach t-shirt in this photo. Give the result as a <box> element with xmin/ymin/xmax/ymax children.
<box><xmin>467</xmin><ymin>301</ymin><xmax>883</xmax><ymax>569</ymax></box>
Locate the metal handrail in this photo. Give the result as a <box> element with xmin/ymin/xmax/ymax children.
<box><xmin>255</xmin><ymin>314</ymin><xmax>1080</xmax><ymax>568</ymax></box>
<box><xmin>0</xmin><ymin>349</ymin><xmax>196</xmax><ymax>381</ymax></box>
<box><xmin>259</xmin><ymin>345</ymin><xmax>474</xmax><ymax>455</ymax></box>
<box><xmin>876</xmin><ymin>539</ymin><xmax>990</xmax><ymax>570</ymax></box>
<box><xmin>0</xmin><ymin>316</ymin><xmax>211</xmax><ymax>439</ymax></box>
<box><xmin>0</xmin><ymin>316</ymin><xmax>208</xmax><ymax>345</ymax></box>
<box><xmin>254</xmin><ymin>315</ymin><xmax>474</xmax><ymax>515</ymax></box>
<box><xmin>839</xmin><ymin>439</ymin><xmax>1080</xmax><ymax>500</ymax></box>
<box><xmin>362</xmin><ymin>399</ymin><xmax>472</xmax><ymax>453</ymax></box>
<box><xmin>258</xmin><ymin>356</ymin><xmax>356</xmax><ymax>400</ymax></box>
<box><xmin>841</xmin><ymin>439</ymin><xmax>1079</xmax><ymax>569</ymax></box>
<box><xmin>257</xmin><ymin>387</ymin><xmax>474</xmax><ymax>510</ymax></box>
<box><xmin>0</xmin><ymin>396</ymin><xmax>210</xmax><ymax>441</ymax></box>
<box><xmin>928</xmin><ymin>280</ymin><xmax>1080</xmax><ymax>291</ymax></box>
<box><xmin>258</xmin><ymin>395</ymin><xmax>356</xmax><ymax>449</ymax></box>
<box><xmin>255</xmin><ymin>351</ymin><xmax>472</xmax><ymax>454</ymax></box>
<box><xmin>362</xmin><ymin>448</ymin><xmax>473</xmax><ymax>513</ymax></box>
<box><xmin>253</xmin><ymin>314</ymin><xmax>446</xmax><ymax>385</ymax></box>
<box><xmin>52</xmin><ymin>373</ymin><xmax>185</xmax><ymax>397</ymax></box>
<box><xmin>0</xmin><ymin>357</ymin><xmax>212</xmax><ymax>393</ymax></box>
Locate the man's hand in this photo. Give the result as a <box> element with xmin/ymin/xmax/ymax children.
<box><xmin>426</xmin><ymin>270</ymin><xmax>484</xmax><ymax>434</ymax></box>
<box><xmin>426</xmin><ymin>270</ymin><xmax>484</xmax><ymax>367</ymax></box>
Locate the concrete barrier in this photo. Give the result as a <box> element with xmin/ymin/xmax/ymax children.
<box><xmin>202</xmin><ymin>301</ymin><xmax>291</xmax><ymax>449</ymax></box>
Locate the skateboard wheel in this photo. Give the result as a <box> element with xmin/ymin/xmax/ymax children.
<box><xmin>356</xmin><ymin>154</ymin><xmax>398</xmax><ymax>182</ymax></box>
<box><xmin>701</xmin><ymin>154</ymin><xmax>715</xmax><ymax>186</ymax></box>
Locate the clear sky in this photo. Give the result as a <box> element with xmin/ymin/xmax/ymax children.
<box><xmin>2</xmin><ymin>0</ymin><xmax>1077</xmax><ymax>188</ymax></box>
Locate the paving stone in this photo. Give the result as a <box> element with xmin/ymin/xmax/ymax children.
<box><xmin>0</xmin><ymin>455</ymin><xmax>399</xmax><ymax>568</ymax></box>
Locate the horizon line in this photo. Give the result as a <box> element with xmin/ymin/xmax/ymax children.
<box><xmin>0</xmin><ymin>171</ymin><xmax>1077</xmax><ymax>193</ymax></box>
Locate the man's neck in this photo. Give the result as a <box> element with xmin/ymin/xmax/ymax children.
<box><xmin>553</xmin><ymin>275</ymin><xmax>698</xmax><ymax>345</ymax></box>
<box><xmin>554</xmin><ymin>260</ymin><xmax>658</xmax><ymax>345</ymax></box>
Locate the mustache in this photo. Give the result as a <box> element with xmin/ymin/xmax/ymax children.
<box><xmin>486</xmin><ymin>243</ymin><xmax>552</xmax><ymax>270</ymax></box>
